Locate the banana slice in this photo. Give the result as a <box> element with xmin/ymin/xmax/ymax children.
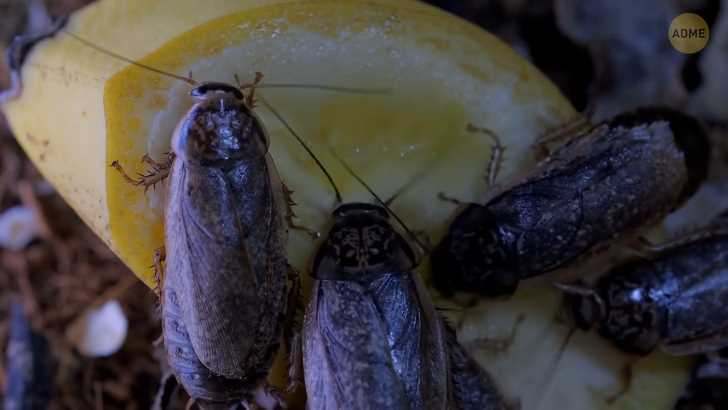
<box><xmin>1</xmin><ymin>0</ymin><xmax>690</xmax><ymax>408</ymax></box>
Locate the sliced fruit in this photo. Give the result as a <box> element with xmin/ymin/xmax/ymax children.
<box><xmin>1</xmin><ymin>0</ymin><xmax>691</xmax><ymax>408</ymax></box>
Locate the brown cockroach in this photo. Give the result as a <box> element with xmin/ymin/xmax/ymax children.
<box><xmin>54</xmin><ymin>31</ymin><xmax>382</xmax><ymax>409</ymax></box>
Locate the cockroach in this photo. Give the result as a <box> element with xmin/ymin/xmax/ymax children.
<box><xmin>58</xmin><ymin>32</ymin><xmax>377</xmax><ymax>409</ymax></box>
<box><xmin>303</xmin><ymin>155</ymin><xmax>510</xmax><ymax>410</ymax></box>
<box><xmin>445</xmin><ymin>325</ymin><xmax>514</xmax><ymax>410</ymax></box>
<box><xmin>557</xmin><ymin>212</ymin><xmax>728</xmax><ymax>356</ymax></box>
<box><xmin>675</xmin><ymin>348</ymin><xmax>728</xmax><ymax>410</ymax></box>
<box><xmin>122</xmin><ymin>76</ymin><xmax>298</xmax><ymax>409</ymax></box>
<box><xmin>432</xmin><ymin>107</ymin><xmax>710</xmax><ymax>297</ymax></box>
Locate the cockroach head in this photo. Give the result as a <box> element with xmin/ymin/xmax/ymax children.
<box><xmin>190</xmin><ymin>82</ymin><xmax>245</xmax><ymax>101</ymax></box>
<box><xmin>554</xmin><ymin>281</ymin><xmax>605</xmax><ymax>331</ymax></box>
<box><xmin>312</xmin><ymin>203</ymin><xmax>416</xmax><ymax>281</ymax></box>
<box><xmin>332</xmin><ymin>202</ymin><xmax>389</xmax><ymax>220</ymax></box>
<box><xmin>431</xmin><ymin>204</ymin><xmax>519</xmax><ymax>297</ymax></box>
<box><xmin>172</xmin><ymin>83</ymin><xmax>265</xmax><ymax>165</ymax></box>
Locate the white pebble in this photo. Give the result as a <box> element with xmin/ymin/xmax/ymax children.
<box><xmin>0</xmin><ymin>206</ymin><xmax>40</xmax><ymax>251</ymax></box>
<box><xmin>66</xmin><ymin>299</ymin><xmax>128</xmax><ymax>358</ymax></box>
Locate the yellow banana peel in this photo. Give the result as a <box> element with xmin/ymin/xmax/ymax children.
<box><xmin>0</xmin><ymin>0</ymin><xmax>691</xmax><ymax>408</ymax></box>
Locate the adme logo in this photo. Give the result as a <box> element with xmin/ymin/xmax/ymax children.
<box><xmin>669</xmin><ymin>13</ymin><xmax>710</xmax><ymax>54</ymax></box>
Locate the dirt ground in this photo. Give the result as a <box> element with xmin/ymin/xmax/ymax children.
<box><xmin>0</xmin><ymin>0</ymin><xmax>726</xmax><ymax>409</ymax></box>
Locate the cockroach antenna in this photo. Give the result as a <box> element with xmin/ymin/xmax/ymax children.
<box><xmin>328</xmin><ymin>146</ymin><xmax>431</xmax><ymax>255</ymax></box>
<box><xmin>257</xmin><ymin>95</ymin><xmax>342</xmax><ymax>204</ymax></box>
<box><xmin>239</xmin><ymin>82</ymin><xmax>391</xmax><ymax>95</ymax></box>
<box><xmin>61</xmin><ymin>30</ymin><xmax>398</xmax><ymax>204</ymax></box>
<box><xmin>62</xmin><ymin>30</ymin><xmax>198</xmax><ymax>86</ymax></box>
<box><xmin>382</xmin><ymin>162</ymin><xmax>436</xmax><ymax>207</ymax></box>
<box><xmin>63</xmin><ymin>30</ymin><xmax>390</xmax><ymax>95</ymax></box>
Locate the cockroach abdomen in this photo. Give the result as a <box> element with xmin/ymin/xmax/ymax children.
<box><xmin>446</xmin><ymin>326</ymin><xmax>511</xmax><ymax>410</ymax></box>
<box><xmin>610</xmin><ymin>107</ymin><xmax>710</xmax><ymax>202</ymax></box>
<box><xmin>163</xmin><ymin>287</ymin><xmax>251</xmax><ymax>405</ymax></box>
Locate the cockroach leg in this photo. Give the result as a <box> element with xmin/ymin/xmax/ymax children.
<box><xmin>284</xmin><ymin>265</ymin><xmax>304</xmax><ymax>392</ymax></box>
<box><xmin>245</xmin><ymin>382</ymin><xmax>286</xmax><ymax>410</ymax></box>
<box><xmin>142</xmin><ymin>152</ymin><xmax>175</xmax><ymax>169</ymax></box>
<box><xmin>706</xmin><ymin>350</ymin><xmax>728</xmax><ymax>366</ymax></box>
<box><xmin>466</xmin><ymin>123</ymin><xmax>504</xmax><ymax>189</ymax></box>
<box><xmin>282</xmin><ymin>184</ymin><xmax>319</xmax><ymax>239</ymax></box>
<box><xmin>437</xmin><ymin>192</ymin><xmax>464</xmax><ymax>206</ymax></box>
<box><xmin>533</xmin><ymin>114</ymin><xmax>591</xmax><ymax>159</ymax></box>
<box><xmin>623</xmin><ymin>236</ymin><xmax>662</xmax><ymax>258</ymax></box>
<box><xmin>605</xmin><ymin>363</ymin><xmax>634</xmax><ymax>405</ymax></box>
<box><xmin>467</xmin><ymin>314</ymin><xmax>525</xmax><ymax>353</ymax></box>
<box><xmin>241</xmin><ymin>402</ymin><xmax>261</xmax><ymax>410</ymax></box>
<box><xmin>696</xmin><ymin>351</ymin><xmax>728</xmax><ymax>379</ymax></box>
<box><xmin>243</xmin><ymin>72</ymin><xmax>264</xmax><ymax>108</ymax></box>
<box><xmin>151</xmin><ymin>246</ymin><xmax>166</xmax><ymax>298</ymax></box>
<box><xmin>151</xmin><ymin>371</ymin><xmax>178</xmax><ymax>410</ymax></box>
<box><xmin>110</xmin><ymin>153</ymin><xmax>174</xmax><ymax>192</ymax></box>
<box><xmin>286</xmin><ymin>331</ymin><xmax>304</xmax><ymax>393</ymax></box>
<box><xmin>411</xmin><ymin>229</ymin><xmax>433</xmax><ymax>251</ymax></box>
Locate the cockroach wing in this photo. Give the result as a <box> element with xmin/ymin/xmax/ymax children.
<box><xmin>370</xmin><ymin>272</ymin><xmax>450</xmax><ymax>409</ymax></box>
<box><xmin>489</xmin><ymin>122</ymin><xmax>686</xmax><ymax>275</ymax></box>
<box><xmin>165</xmin><ymin>159</ymin><xmax>284</xmax><ymax>379</ymax></box>
<box><xmin>445</xmin><ymin>326</ymin><xmax>510</xmax><ymax>410</ymax></box>
<box><xmin>660</xmin><ymin>247</ymin><xmax>728</xmax><ymax>355</ymax></box>
<box><xmin>303</xmin><ymin>280</ymin><xmax>409</xmax><ymax>410</ymax></box>
<box><xmin>162</xmin><ymin>285</ymin><xmax>250</xmax><ymax>402</ymax></box>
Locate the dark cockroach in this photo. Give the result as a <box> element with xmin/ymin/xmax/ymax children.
<box><xmin>4</xmin><ymin>301</ymin><xmax>55</xmax><ymax>410</ymax></box>
<box><xmin>303</xmin><ymin>156</ymin><xmax>510</xmax><ymax>410</ymax></box>
<box><xmin>444</xmin><ymin>325</ymin><xmax>513</xmax><ymax>410</ymax></box>
<box><xmin>124</xmin><ymin>76</ymin><xmax>297</xmax><ymax>409</ymax></box>
<box><xmin>60</xmin><ymin>32</ymin><xmax>373</xmax><ymax>409</ymax></box>
<box><xmin>557</xmin><ymin>212</ymin><xmax>728</xmax><ymax>356</ymax></box>
<box><xmin>432</xmin><ymin>107</ymin><xmax>710</xmax><ymax>297</ymax></box>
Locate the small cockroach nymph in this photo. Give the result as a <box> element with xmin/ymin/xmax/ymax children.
<box><xmin>557</xmin><ymin>213</ymin><xmax>728</xmax><ymax>356</ymax></box>
<box><xmin>432</xmin><ymin>107</ymin><xmax>711</xmax><ymax>297</ymax></box>
<box><xmin>303</xmin><ymin>154</ymin><xmax>510</xmax><ymax>410</ymax></box>
<box><xmin>62</xmin><ymin>31</ymin><xmax>371</xmax><ymax>409</ymax></box>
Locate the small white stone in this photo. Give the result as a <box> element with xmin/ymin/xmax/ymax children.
<box><xmin>66</xmin><ymin>300</ymin><xmax>128</xmax><ymax>358</ymax></box>
<box><xmin>0</xmin><ymin>206</ymin><xmax>40</xmax><ymax>251</ymax></box>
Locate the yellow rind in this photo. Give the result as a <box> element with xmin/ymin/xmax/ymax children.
<box><xmin>103</xmin><ymin>0</ymin><xmax>572</xmax><ymax>287</ymax></box>
<box><xmin>0</xmin><ymin>0</ymin><xmax>426</xmax><ymax>272</ymax></box>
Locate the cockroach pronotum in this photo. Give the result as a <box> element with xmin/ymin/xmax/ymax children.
<box><xmin>432</xmin><ymin>107</ymin><xmax>710</xmax><ymax>297</ymax></box>
<box><xmin>303</xmin><ymin>154</ymin><xmax>510</xmax><ymax>410</ymax></box>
